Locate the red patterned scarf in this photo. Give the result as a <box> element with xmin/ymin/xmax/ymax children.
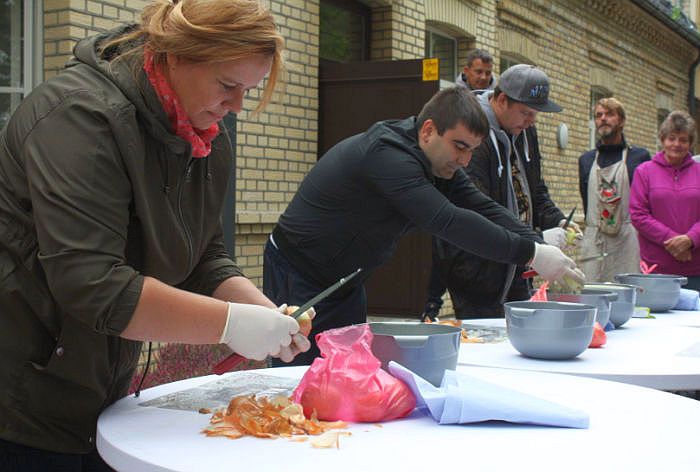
<box><xmin>143</xmin><ymin>49</ymin><xmax>219</xmax><ymax>158</ymax></box>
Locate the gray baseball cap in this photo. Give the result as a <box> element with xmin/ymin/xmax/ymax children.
<box><xmin>498</xmin><ymin>64</ymin><xmax>562</xmax><ymax>113</ymax></box>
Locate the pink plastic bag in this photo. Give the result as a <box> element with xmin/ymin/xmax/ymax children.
<box><xmin>529</xmin><ymin>281</ymin><xmax>549</xmax><ymax>301</ymax></box>
<box><xmin>292</xmin><ymin>324</ymin><xmax>416</xmax><ymax>422</ymax></box>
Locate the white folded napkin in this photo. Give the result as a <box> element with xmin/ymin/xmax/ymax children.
<box><xmin>673</xmin><ymin>288</ymin><xmax>700</xmax><ymax>311</ymax></box>
<box><xmin>388</xmin><ymin>362</ymin><xmax>589</xmax><ymax>429</ymax></box>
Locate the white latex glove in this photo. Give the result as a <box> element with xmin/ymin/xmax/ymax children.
<box><xmin>219</xmin><ymin>303</ymin><xmax>299</xmax><ymax>361</ymax></box>
<box><xmin>530</xmin><ymin>242</ymin><xmax>585</xmax><ymax>286</ymax></box>
<box><xmin>542</xmin><ymin>227</ymin><xmax>568</xmax><ymax>249</ymax></box>
<box><xmin>275</xmin><ymin>304</ymin><xmax>314</xmax><ymax>363</ymax></box>
<box><xmin>277</xmin><ymin>333</ymin><xmax>311</xmax><ymax>363</ymax></box>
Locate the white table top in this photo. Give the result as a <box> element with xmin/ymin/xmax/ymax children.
<box><xmin>97</xmin><ymin>366</ymin><xmax>700</xmax><ymax>472</ymax></box>
<box><xmin>645</xmin><ymin>309</ymin><xmax>700</xmax><ymax>327</ymax></box>
<box><xmin>459</xmin><ymin>311</ymin><xmax>700</xmax><ymax>390</ymax></box>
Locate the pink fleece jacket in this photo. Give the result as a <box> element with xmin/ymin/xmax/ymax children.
<box><xmin>629</xmin><ymin>151</ymin><xmax>700</xmax><ymax>276</ymax></box>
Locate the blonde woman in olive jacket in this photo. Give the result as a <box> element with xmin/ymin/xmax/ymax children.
<box><xmin>0</xmin><ymin>1</ymin><xmax>310</xmax><ymax>468</ymax></box>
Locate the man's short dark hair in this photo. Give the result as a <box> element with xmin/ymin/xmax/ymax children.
<box><xmin>492</xmin><ymin>86</ymin><xmax>513</xmax><ymax>104</ymax></box>
<box><xmin>465</xmin><ymin>49</ymin><xmax>493</xmax><ymax>67</ymax></box>
<box><xmin>416</xmin><ymin>87</ymin><xmax>489</xmax><ymax>138</ymax></box>
<box><xmin>492</xmin><ymin>86</ymin><xmax>519</xmax><ymax>106</ymax></box>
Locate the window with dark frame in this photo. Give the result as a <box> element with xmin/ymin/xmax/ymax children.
<box><xmin>0</xmin><ymin>0</ymin><xmax>39</xmax><ymax>131</ymax></box>
<box><xmin>0</xmin><ymin>0</ymin><xmax>25</xmax><ymax>130</ymax></box>
<box><xmin>320</xmin><ymin>0</ymin><xmax>371</xmax><ymax>62</ymax></box>
<box><xmin>425</xmin><ymin>29</ymin><xmax>456</xmax><ymax>82</ymax></box>
<box><xmin>499</xmin><ymin>55</ymin><xmax>522</xmax><ymax>74</ymax></box>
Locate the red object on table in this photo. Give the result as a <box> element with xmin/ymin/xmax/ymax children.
<box><xmin>589</xmin><ymin>322</ymin><xmax>607</xmax><ymax>348</ymax></box>
<box><xmin>212</xmin><ymin>354</ymin><xmax>246</xmax><ymax>375</ymax></box>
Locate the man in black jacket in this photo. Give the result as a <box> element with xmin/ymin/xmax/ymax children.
<box><xmin>264</xmin><ymin>87</ymin><xmax>583</xmax><ymax>365</ymax></box>
<box><xmin>424</xmin><ymin>65</ymin><xmax>578</xmax><ymax>319</ymax></box>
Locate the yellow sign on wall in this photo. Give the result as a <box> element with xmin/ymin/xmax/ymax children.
<box><xmin>422</xmin><ymin>58</ymin><xmax>439</xmax><ymax>81</ymax></box>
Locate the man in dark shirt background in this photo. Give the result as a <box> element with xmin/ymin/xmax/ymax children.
<box><xmin>579</xmin><ymin>97</ymin><xmax>650</xmax><ymax>282</ymax></box>
<box><xmin>264</xmin><ymin>87</ymin><xmax>584</xmax><ymax>365</ymax></box>
<box><xmin>455</xmin><ymin>49</ymin><xmax>497</xmax><ymax>92</ymax></box>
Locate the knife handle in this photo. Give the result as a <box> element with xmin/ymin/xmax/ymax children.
<box><xmin>212</xmin><ymin>352</ymin><xmax>246</xmax><ymax>375</ymax></box>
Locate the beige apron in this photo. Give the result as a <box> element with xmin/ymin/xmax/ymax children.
<box><xmin>581</xmin><ymin>149</ymin><xmax>640</xmax><ymax>282</ymax></box>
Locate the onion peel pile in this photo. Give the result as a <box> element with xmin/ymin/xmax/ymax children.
<box><xmin>202</xmin><ymin>395</ymin><xmax>348</xmax><ymax>445</ymax></box>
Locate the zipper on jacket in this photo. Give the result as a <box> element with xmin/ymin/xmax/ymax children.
<box><xmin>177</xmin><ymin>157</ymin><xmax>196</xmax><ymax>270</ymax></box>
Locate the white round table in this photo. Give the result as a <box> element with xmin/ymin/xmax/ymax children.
<box><xmin>98</xmin><ymin>366</ymin><xmax>700</xmax><ymax>472</ymax></box>
<box><xmin>459</xmin><ymin>313</ymin><xmax>700</xmax><ymax>390</ymax></box>
<box><xmin>645</xmin><ymin>309</ymin><xmax>700</xmax><ymax>327</ymax></box>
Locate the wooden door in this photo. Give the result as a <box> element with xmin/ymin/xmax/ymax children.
<box><xmin>319</xmin><ymin>59</ymin><xmax>439</xmax><ymax>316</ymax></box>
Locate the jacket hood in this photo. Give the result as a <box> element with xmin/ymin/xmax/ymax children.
<box><xmin>477</xmin><ymin>91</ymin><xmax>502</xmax><ymax>132</ymax></box>
<box><xmin>652</xmin><ymin>150</ymin><xmax>694</xmax><ymax>169</ymax></box>
<box><xmin>477</xmin><ymin>91</ymin><xmax>514</xmax><ymax>161</ymax></box>
<box><xmin>69</xmin><ymin>26</ymin><xmax>187</xmax><ymax>151</ymax></box>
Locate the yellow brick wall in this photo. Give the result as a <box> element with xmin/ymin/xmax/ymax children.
<box><xmin>370</xmin><ymin>5</ymin><xmax>393</xmax><ymax>60</ymax></box>
<box><xmin>43</xmin><ymin>0</ymin><xmax>148</xmax><ymax>79</ymax></box>
<box><xmin>233</xmin><ymin>0</ymin><xmax>320</xmax><ymax>287</ymax></box>
<box><xmin>388</xmin><ymin>0</ymin><xmax>425</xmax><ymax>59</ymax></box>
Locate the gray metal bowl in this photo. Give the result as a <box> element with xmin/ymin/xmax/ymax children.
<box><xmin>369</xmin><ymin>322</ymin><xmax>462</xmax><ymax>386</ymax></box>
<box><xmin>585</xmin><ymin>283</ymin><xmax>638</xmax><ymax>327</ymax></box>
<box><xmin>548</xmin><ymin>289</ymin><xmax>618</xmax><ymax>327</ymax></box>
<box><xmin>614</xmin><ymin>273</ymin><xmax>688</xmax><ymax>312</ymax></box>
<box><xmin>504</xmin><ymin>301</ymin><xmax>596</xmax><ymax>360</ymax></box>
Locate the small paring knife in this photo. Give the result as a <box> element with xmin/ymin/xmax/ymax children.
<box><xmin>578</xmin><ymin>252</ymin><xmax>608</xmax><ymax>263</ymax></box>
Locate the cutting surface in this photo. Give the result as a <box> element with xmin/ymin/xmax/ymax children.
<box><xmin>99</xmin><ymin>365</ymin><xmax>700</xmax><ymax>472</ymax></box>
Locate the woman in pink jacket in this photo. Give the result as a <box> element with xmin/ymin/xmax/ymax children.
<box><xmin>630</xmin><ymin>111</ymin><xmax>700</xmax><ymax>290</ymax></box>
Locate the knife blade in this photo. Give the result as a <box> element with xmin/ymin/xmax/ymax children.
<box><xmin>212</xmin><ymin>268</ymin><xmax>363</xmax><ymax>375</ymax></box>
<box><xmin>288</xmin><ymin>268</ymin><xmax>362</xmax><ymax>319</ymax></box>
<box><xmin>562</xmin><ymin>206</ymin><xmax>576</xmax><ymax>229</ymax></box>
<box><xmin>578</xmin><ymin>252</ymin><xmax>608</xmax><ymax>263</ymax></box>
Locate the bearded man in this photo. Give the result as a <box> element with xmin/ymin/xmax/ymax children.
<box><xmin>578</xmin><ymin>97</ymin><xmax>651</xmax><ymax>282</ymax></box>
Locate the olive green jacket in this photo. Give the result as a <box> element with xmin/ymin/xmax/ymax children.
<box><xmin>0</xmin><ymin>26</ymin><xmax>242</xmax><ymax>453</ymax></box>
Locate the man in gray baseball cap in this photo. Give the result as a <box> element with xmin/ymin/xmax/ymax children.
<box><xmin>424</xmin><ymin>64</ymin><xmax>582</xmax><ymax>319</ymax></box>
<box><xmin>498</xmin><ymin>63</ymin><xmax>563</xmax><ymax>112</ymax></box>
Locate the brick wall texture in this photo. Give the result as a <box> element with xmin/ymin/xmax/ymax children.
<box><xmin>43</xmin><ymin>0</ymin><xmax>699</xmax><ymax>317</ymax></box>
